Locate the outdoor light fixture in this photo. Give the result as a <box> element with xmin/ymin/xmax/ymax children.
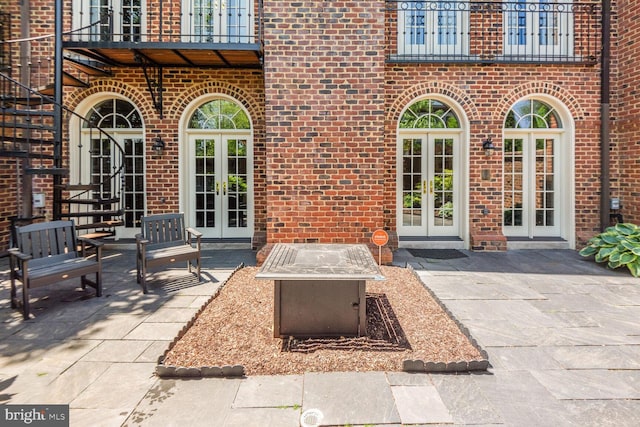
<box><xmin>482</xmin><ymin>136</ymin><xmax>496</xmax><ymax>156</ymax></box>
<box><xmin>152</xmin><ymin>137</ymin><xmax>165</xmax><ymax>155</ymax></box>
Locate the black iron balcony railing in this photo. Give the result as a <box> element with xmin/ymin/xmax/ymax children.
<box><xmin>386</xmin><ymin>1</ymin><xmax>601</xmax><ymax>64</ymax></box>
<box><xmin>65</xmin><ymin>0</ymin><xmax>263</xmax><ymax>46</ymax></box>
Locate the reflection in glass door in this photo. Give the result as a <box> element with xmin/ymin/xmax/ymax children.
<box><xmin>190</xmin><ymin>135</ymin><xmax>251</xmax><ymax>238</ymax></box>
<box><xmin>503</xmin><ymin>134</ymin><xmax>559</xmax><ymax>237</ymax></box>
<box><xmin>399</xmin><ymin>134</ymin><xmax>458</xmax><ymax>237</ymax></box>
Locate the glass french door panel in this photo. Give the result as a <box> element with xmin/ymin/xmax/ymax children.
<box><xmin>194</xmin><ymin>138</ymin><xmax>218</xmax><ymax>230</ymax></box>
<box><xmin>225</xmin><ymin>138</ymin><xmax>249</xmax><ymax>230</ymax></box>
<box><xmin>503</xmin><ymin>138</ymin><xmax>525</xmax><ymax>229</ymax></box>
<box><xmin>429</xmin><ymin>137</ymin><xmax>456</xmax><ymax>233</ymax></box>
<box><xmin>123</xmin><ymin>138</ymin><xmax>145</xmax><ymax>230</ymax></box>
<box><xmin>121</xmin><ymin>0</ymin><xmax>143</xmax><ymax>42</ymax></box>
<box><xmin>504</xmin><ymin>0</ymin><xmax>533</xmax><ymax>56</ymax></box>
<box><xmin>399</xmin><ymin>1</ymin><xmax>468</xmax><ymax>56</ymax></box>
<box><xmin>184</xmin><ymin>0</ymin><xmax>252</xmax><ymax>42</ymax></box>
<box><xmin>80</xmin><ymin>0</ymin><xmax>144</xmax><ymax>42</ymax></box>
<box><xmin>400</xmin><ymin>138</ymin><xmax>425</xmax><ymax>231</ymax></box>
<box><xmin>537</xmin><ymin>0</ymin><xmax>574</xmax><ymax>56</ymax></box>
<box><xmin>534</xmin><ymin>137</ymin><xmax>557</xmax><ymax>230</ymax></box>
<box><xmin>90</xmin><ymin>137</ymin><xmax>113</xmax><ymax>200</ymax></box>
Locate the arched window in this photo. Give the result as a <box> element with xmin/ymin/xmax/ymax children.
<box><xmin>84</xmin><ymin>99</ymin><xmax>143</xmax><ymax>128</ymax></box>
<box><xmin>399</xmin><ymin>99</ymin><xmax>460</xmax><ymax>129</ymax></box>
<box><xmin>188</xmin><ymin>99</ymin><xmax>251</xmax><ymax>129</ymax></box>
<box><xmin>505</xmin><ymin>99</ymin><xmax>562</xmax><ymax>129</ymax></box>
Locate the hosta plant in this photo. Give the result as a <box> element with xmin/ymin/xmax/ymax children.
<box><xmin>579</xmin><ymin>223</ymin><xmax>640</xmax><ymax>277</ymax></box>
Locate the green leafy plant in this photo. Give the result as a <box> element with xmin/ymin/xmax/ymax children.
<box><xmin>579</xmin><ymin>223</ymin><xmax>640</xmax><ymax>277</ymax></box>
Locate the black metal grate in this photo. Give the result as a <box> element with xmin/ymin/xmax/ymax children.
<box><xmin>407</xmin><ymin>249</ymin><xmax>468</xmax><ymax>259</ymax></box>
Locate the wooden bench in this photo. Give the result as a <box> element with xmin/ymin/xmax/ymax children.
<box><xmin>8</xmin><ymin>220</ymin><xmax>103</xmax><ymax>320</ymax></box>
<box><xmin>136</xmin><ymin>213</ymin><xmax>203</xmax><ymax>293</ymax></box>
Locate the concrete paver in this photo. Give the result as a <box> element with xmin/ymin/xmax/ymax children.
<box><xmin>233</xmin><ymin>375</ymin><xmax>303</xmax><ymax>408</ymax></box>
<box><xmin>391</xmin><ymin>385</ymin><xmax>452</xmax><ymax>424</ymax></box>
<box><xmin>302</xmin><ymin>371</ymin><xmax>401</xmax><ymax>426</ymax></box>
<box><xmin>1</xmin><ymin>248</ymin><xmax>640</xmax><ymax>426</ymax></box>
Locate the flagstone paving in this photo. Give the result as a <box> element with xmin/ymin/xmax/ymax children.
<box><xmin>1</xmin><ymin>248</ymin><xmax>639</xmax><ymax>426</ymax></box>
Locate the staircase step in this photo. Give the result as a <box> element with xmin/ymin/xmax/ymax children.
<box><xmin>38</xmin><ymin>71</ymin><xmax>89</xmax><ymax>96</ymax></box>
<box><xmin>0</xmin><ymin>96</ymin><xmax>54</xmax><ymax>107</ymax></box>
<box><xmin>0</xmin><ymin>121</ymin><xmax>55</xmax><ymax>131</ymax></box>
<box><xmin>64</xmin><ymin>56</ymin><xmax>112</xmax><ymax>77</ymax></box>
<box><xmin>60</xmin><ymin>210</ymin><xmax>122</xmax><ymax>218</ymax></box>
<box><xmin>25</xmin><ymin>167</ymin><xmax>69</xmax><ymax>175</ymax></box>
<box><xmin>75</xmin><ymin>220</ymin><xmax>124</xmax><ymax>230</ymax></box>
<box><xmin>0</xmin><ymin>149</ymin><xmax>55</xmax><ymax>159</ymax></box>
<box><xmin>0</xmin><ymin>108</ymin><xmax>55</xmax><ymax>117</ymax></box>
<box><xmin>55</xmin><ymin>183</ymin><xmax>101</xmax><ymax>191</ymax></box>
<box><xmin>61</xmin><ymin>197</ymin><xmax>120</xmax><ymax>205</ymax></box>
<box><xmin>0</xmin><ymin>135</ymin><xmax>55</xmax><ymax>146</ymax></box>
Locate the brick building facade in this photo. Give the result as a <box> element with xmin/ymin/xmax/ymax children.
<box><xmin>0</xmin><ymin>1</ymin><xmax>634</xmax><ymax>259</ymax></box>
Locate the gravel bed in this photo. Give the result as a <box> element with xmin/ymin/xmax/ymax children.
<box><xmin>163</xmin><ymin>266</ymin><xmax>483</xmax><ymax>375</ymax></box>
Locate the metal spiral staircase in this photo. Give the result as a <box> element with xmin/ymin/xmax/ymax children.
<box><xmin>0</xmin><ymin>10</ymin><xmax>125</xmax><ymax>240</ymax></box>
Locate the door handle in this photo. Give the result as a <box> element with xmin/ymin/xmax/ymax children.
<box><xmin>223</xmin><ymin>181</ymin><xmax>227</xmax><ymax>196</ymax></box>
<box><xmin>423</xmin><ymin>180</ymin><xmax>426</xmax><ymax>194</ymax></box>
<box><xmin>430</xmin><ymin>180</ymin><xmax>433</xmax><ymax>194</ymax></box>
<box><xmin>216</xmin><ymin>182</ymin><xmax>220</xmax><ymax>195</ymax></box>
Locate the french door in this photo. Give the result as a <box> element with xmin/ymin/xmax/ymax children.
<box><xmin>398</xmin><ymin>1</ymin><xmax>469</xmax><ymax>56</ymax></box>
<box><xmin>186</xmin><ymin>133</ymin><xmax>252</xmax><ymax>238</ymax></box>
<box><xmin>398</xmin><ymin>133</ymin><xmax>459</xmax><ymax>237</ymax></box>
<box><xmin>504</xmin><ymin>0</ymin><xmax>574</xmax><ymax>57</ymax></box>
<box><xmin>73</xmin><ymin>0</ymin><xmax>145</xmax><ymax>42</ymax></box>
<box><xmin>503</xmin><ymin>133</ymin><xmax>561</xmax><ymax>237</ymax></box>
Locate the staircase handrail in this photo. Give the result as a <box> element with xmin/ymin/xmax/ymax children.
<box><xmin>0</xmin><ymin>71</ymin><xmax>125</xmax><ymax>209</ymax></box>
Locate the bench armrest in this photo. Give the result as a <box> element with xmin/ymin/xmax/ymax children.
<box><xmin>78</xmin><ymin>236</ymin><xmax>104</xmax><ymax>259</ymax></box>
<box><xmin>77</xmin><ymin>236</ymin><xmax>104</xmax><ymax>248</ymax></box>
<box><xmin>186</xmin><ymin>227</ymin><xmax>202</xmax><ymax>248</ymax></box>
<box><xmin>186</xmin><ymin>227</ymin><xmax>202</xmax><ymax>238</ymax></box>
<box><xmin>8</xmin><ymin>248</ymin><xmax>32</xmax><ymax>262</ymax></box>
<box><xmin>135</xmin><ymin>233</ymin><xmax>149</xmax><ymax>245</ymax></box>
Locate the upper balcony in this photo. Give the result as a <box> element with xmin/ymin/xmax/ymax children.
<box><xmin>63</xmin><ymin>0</ymin><xmax>264</xmax><ymax>68</ymax></box>
<box><xmin>386</xmin><ymin>1</ymin><xmax>601</xmax><ymax>65</ymax></box>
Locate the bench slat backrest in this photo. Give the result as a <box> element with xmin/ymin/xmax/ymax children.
<box><xmin>141</xmin><ymin>213</ymin><xmax>186</xmax><ymax>250</ymax></box>
<box><xmin>15</xmin><ymin>220</ymin><xmax>78</xmax><ymax>268</ymax></box>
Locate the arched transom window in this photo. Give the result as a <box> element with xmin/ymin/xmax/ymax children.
<box><xmin>505</xmin><ymin>99</ymin><xmax>562</xmax><ymax>129</ymax></box>
<box><xmin>399</xmin><ymin>99</ymin><xmax>460</xmax><ymax>129</ymax></box>
<box><xmin>84</xmin><ymin>99</ymin><xmax>143</xmax><ymax>128</ymax></box>
<box><xmin>188</xmin><ymin>99</ymin><xmax>251</xmax><ymax>129</ymax></box>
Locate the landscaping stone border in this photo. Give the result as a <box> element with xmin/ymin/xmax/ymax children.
<box><xmin>155</xmin><ymin>263</ymin><xmax>489</xmax><ymax>378</ymax></box>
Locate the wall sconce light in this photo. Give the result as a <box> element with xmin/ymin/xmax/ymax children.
<box><xmin>152</xmin><ymin>137</ymin><xmax>165</xmax><ymax>155</ymax></box>
<box><xmin>482</xmin><ymin>136</ymin><xmax>496</xmax><ymax>156</ymax></box>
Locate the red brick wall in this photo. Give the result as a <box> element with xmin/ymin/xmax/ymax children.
<box><xmin>64</xmin><ymin>68</ymin><xmax>266</xmax><ymax>233</ymax></box>
<box><xmin>262</xmin><ymin>1</ymin><xmax>387</xmax><ymax>244</ymax></box>
<box><xmin>613</xmin><ymin>0</ymin><xmax>640</xmax><ymax>225</ymax></box>
<box><xmin>384</xmin><ymin>66</ymin><xmax>603</xmax><ymax>247</ymax></box>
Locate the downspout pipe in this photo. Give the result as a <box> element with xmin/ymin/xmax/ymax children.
<box><xmin>53</xmin><ymin>0</ymin><xmax>63</xmax><ymax>220</ymax></box>
<box><xmin>600</xmin><ymin>0</ymin><xmax>612</xmax><ymax>231</ymax></box>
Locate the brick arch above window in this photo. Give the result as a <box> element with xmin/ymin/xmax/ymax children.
<box><xmin>167</xmin><ymin>80</ymin><xmax>263</xmax><ymax>126</ymax></box>
<box><xmin>495</xmin><ymin>81</ymin><xmax>585</xmax><ymax>123</ymax></box>
<box><xmin>65</xmin><ymin>80</ymin><xmax>154</xmax><ymax>122</ymax></box>
<box><xmin>388</xmin><ymin>81</ymin><xmax>479</xmax><ymax>124</ymax></box>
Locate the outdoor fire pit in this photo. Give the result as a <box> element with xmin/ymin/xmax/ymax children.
<box><xmin>256</xmin><ymin>243</ymin><xmax>384</xmax><ymax>338</ymax></box>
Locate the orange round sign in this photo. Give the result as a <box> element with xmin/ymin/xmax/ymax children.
<box><xmin>371</xmin><ymin>229</ymin><xmax>389</xmax><ymax>246</ymax></box>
